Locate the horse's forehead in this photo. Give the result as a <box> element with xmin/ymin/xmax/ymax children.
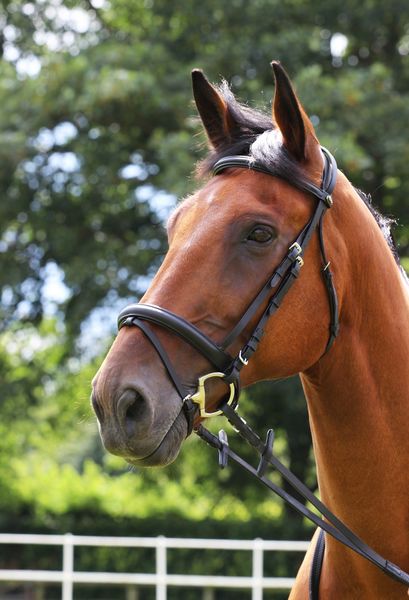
<box><xmin>199</xmin><ymin>171</ymin><xmax>274</xmax><ymax>205</ymax></box>
<box><xmin>185</xmin><ymin>172</ymin><xmax>310</xmax><ymax>227</ymax></box>
<box><xmin>168</xmin><ymin>172</ymin><xmax>312</xmax><ymax>247</ymax></box>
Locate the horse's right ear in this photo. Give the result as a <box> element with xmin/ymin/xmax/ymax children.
<box><xmin>192</xmin><ymin>69</ymin><xmax>238</xmax><ymax>149</ymax></box>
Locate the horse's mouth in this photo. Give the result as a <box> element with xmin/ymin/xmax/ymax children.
<box><xmin>125</xmin><ymin>410</ymin><xmax>188</xmax><ymax>467</ymax></box>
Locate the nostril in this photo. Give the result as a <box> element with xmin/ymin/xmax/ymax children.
<box><xmin>91</xmin><ymin>392</ymin><xmax>104</xmax><ymax>424</ymax></box>
<box><xmin>118</xmin><ymin>389</ymin><xmax>146</xmax><ymax>437</ymax></box>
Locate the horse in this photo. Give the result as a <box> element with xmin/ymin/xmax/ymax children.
<box><xmin>91</xmin><ymin>62</ymin><xmax>409</xmax><ymax>599</ymax></box>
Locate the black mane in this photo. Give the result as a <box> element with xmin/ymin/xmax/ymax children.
<box><xmin>199</xmin><ymin>82</ymin><xmax>400</xmax><ymax>265</ymax></box>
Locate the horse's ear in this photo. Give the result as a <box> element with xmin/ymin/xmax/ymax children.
<box><xmin>271</xmin><ymin>61</ymin><xmax>319</xmax><ymax>163</ymax></box>
<box><xmin>192</xmin><ymin>69</ymin><xmax>237</xmax><ymax>149</ymax></box>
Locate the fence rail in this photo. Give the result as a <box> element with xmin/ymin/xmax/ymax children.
<box><xmin>0</xmin><ymin>533</ymin><xmax>310</xmax><ymax>599</ymax></box>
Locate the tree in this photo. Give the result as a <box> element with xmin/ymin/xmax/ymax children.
<box><xmin>2</xmin><ymin>1</ymin><xmax>408</xmax><ymax>337</ymax></box>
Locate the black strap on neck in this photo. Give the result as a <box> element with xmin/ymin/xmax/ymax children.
<box><xmin>195</xmin><ymin>407</ymin><xmax>409</xmax><ymax>590</ymax></box>
<box><xmin>318</xmin><ymin>216</ymin><xmax>339</xmax><ymax>352</ymax></box>
<box><xmin>309</xmin><ymin>529</ymin><xmax>325</xmax><ymax>600</ymax></box>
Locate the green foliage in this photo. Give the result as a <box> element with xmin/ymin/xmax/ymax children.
<box><xmin>1</xmin><ymin>324</ymin><xmax>289</xmax><ymax>524</ymax></box>
<box><xmin>1</xmin><ymin>0</ymin><xmax>408</xmax><ymax>332</ymax></box>
<box><xmin>0</xmin><ymin>3</ymin><xmax>408</xmax><ymax>593</ymax></box>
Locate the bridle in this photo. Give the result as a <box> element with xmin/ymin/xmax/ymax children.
<box><xmin>118</xmin><ymin>146</ymin><xmax>338</xmax><ymax>432</ymax></box>
<box><xmin>117</xmin><ymin>146</ymin><xmax>409</xmax><ymax>593</ymax></box>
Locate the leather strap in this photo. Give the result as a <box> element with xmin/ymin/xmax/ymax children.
<box><xmin>309</xmin><ymin>529</ymin><xmax>325</xmax><ymax>600</ymax></box>
<box><xmin>224</xmin><ymin>256</ymin><xmax>303</xmax><ymax>384</ymax></box>
<box><xmin>118</xmin><ymin>304</ymin><xmax>233</xmax><ymax>372</ymax></box>
<box><xmin>318</xmin><ymin>217</ymin><xmax>339</xmax><ymax>352</ymax></box>
<box><xmin>223</xmin><ymin>203</ymin><xmax>335</xmax><ymax>382</ymax></box>
<box><xmin>132</xmin><ymin>318</ymin><xmax>196</xmax><ymax>434</ymax></box>
<box><xmin>212</xmin><ymin>146</ymin><xmax>337</xmax><ymax>206</ymax></box>
<box><xmin>219</xmin><ymin>147</ymin><xmax>338</xmax><ymax>361</ymax></box>
<box><xmin>196</xmin><ymin>406</ymin><xmax>409</xmax><ymax>589</ymax></box>
<box><xmin>221</xmin><ymin>236</ymin><xmax>305</xmax><ymax>350</ymax></box>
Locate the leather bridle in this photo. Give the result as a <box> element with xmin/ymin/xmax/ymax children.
<box><xmin>118</xmin><ymin>146</ymin><xmax>338</xmax><ymax>433</ymax></box>
<box><xmin>116</xmin><ymin>146</ymin><xmax>409</xmax><ymax>592</ymax></box>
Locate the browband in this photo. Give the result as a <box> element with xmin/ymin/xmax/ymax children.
<box><xmin>213</xmin><ymin>146</ymin><xmax>337</xmax><ymax>204</ymax></box>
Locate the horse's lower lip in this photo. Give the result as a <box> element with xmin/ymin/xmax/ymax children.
<box><xmin>125</xmin><ymin>410</ymin><xmax>187</xmax><ymax>467</ymax></box>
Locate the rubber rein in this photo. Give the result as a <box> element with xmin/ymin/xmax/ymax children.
<box><xmin>117</xmin><ymin>147</ymin><xmax>409</xmax><ymax>594</ymax></box>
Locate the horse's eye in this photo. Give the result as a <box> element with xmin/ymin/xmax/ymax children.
<box><xmin>246</xmin><ymin>227</ymin><xmax>274</xmax><ymax>244</ymax></box>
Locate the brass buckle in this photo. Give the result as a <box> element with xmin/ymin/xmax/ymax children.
<box><xmin>184</xmin><ymin>372</ymin><xmax>236</xmax><ymax>418</ymax></box>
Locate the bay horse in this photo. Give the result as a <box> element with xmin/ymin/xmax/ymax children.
<box><xmin>91</xmin><ymin>62</ymin><xmax>409</xmax><ymax>598</ymax></box>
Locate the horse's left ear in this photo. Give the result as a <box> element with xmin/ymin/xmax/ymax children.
<box><xmin>272</xmin><ymin>61</ymin><xmax>320</xmax><ymax>164</ymax></box>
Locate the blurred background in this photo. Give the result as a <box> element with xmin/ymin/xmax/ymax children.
<box><xmin>0</xmin><ymin>0</ymin><xmax>408</xmax><ymax>598</ymax></box>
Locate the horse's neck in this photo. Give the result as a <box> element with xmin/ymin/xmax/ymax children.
<box><xmin>301</xmin><ymin>211</ymin><xmax>409</xmax><ymax>594</ymax></box>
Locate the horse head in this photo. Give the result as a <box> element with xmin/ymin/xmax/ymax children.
<box><xmin>91</xmin><ymin>62</ymin><xmax>343</xmax><ymax>466</ymax></box>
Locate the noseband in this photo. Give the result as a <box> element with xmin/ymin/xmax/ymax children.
<box><xmin>116</xmin><ymin>147</ymin><xmax>409</xmax><ymax>592</ymax></box>
<box><xmin>118</xmin><ymin>146</ymin><xmax>339</xmax><ymax>433</ymax></box>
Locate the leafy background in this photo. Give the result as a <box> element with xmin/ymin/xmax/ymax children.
<box><xmin>0</xmin><ymin>0</ymin><xmax>408</xmax><ymax>597</ymax></box>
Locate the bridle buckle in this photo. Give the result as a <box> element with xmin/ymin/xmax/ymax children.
<box><xmin>295</xmin><ymin>255</ymin><xmax>304</xmax><ymax>268</ymax></box>
<box><xmin>238</xmin><ymin>350</ymin><xmax>249</xmax><ymax>366</ymax></box>
<box><xmin>289</xmin><ymin>242</ymin><xmax>302</xmax><ymax>257</ymax></box>
<box><xmin>184</xmin><ymin>371</ymin><xmax>236</xmax><ymax>418</ymax></box>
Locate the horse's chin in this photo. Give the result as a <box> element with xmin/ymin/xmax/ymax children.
<box><xmin>126</xmin><ymin>411</ymin><xmax>187</xmax><ymax>467</ymax></box>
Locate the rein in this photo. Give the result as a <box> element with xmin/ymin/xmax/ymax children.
<box><xmin>117</xmin><ymin>146</ymin><xmax>409</xmax><ymax>592</ymax></box>
<box><xmin>195</xmin><ymin>405</ymin><xmax>409</xmax><ymax>592</ymax></box>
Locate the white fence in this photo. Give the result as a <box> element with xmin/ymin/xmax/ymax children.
<box><xmin>0</xmin><ymin>533</ymin><xmax>310</xmax><ymax>599</ymax></box>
